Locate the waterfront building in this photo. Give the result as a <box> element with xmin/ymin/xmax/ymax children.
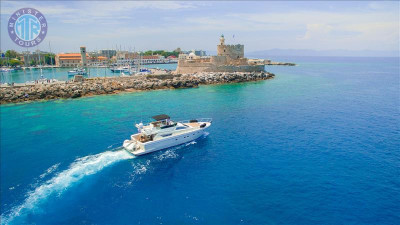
<box><xmin>142</xmin><ymin>55</ymin><xmax>165</xmax><ymax>64</ymax></box>
<box><xmin>98</xmin><ymin>49</ymin><xmax>117</xmax><ymax>59</ymax></box>
<box><xmin>88</xmin><ymin>51</ymin><xmax>100</xmax><ymax>57</ymax></box>
<box><xmin>55</xmin><ymin>46</ymin><xmax>107</xmax><ymax>67</ymax></box>
<box><xmin>55</xmin><ymin>53</ymin><xmax>89</xmax><ymax>67</ymax></box>
<box><xmin>55</xmin><ymin>53</ymin><xmax>108</xmax><ymax>67</ymax></box>
<box><xmin>167</xmin><ymin>55</ymin><xmax>178</xmax><ymax>63</ymax></box>
<box><xmin>89</xmin><ymin>56</ymin><xmax>108</xmax><ymax>66</ymax></box>
<box><xmin>115</xmin><ymin>54</ymin><xmax>169</xmax><ymax>65</ymax></box>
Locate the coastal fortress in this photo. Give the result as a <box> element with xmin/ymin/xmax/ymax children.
<box><xmin>0</xmin><ymin>35</ymin><xmax>286</xmax><ymax>104</ymax></box>
<box><xmin>176</xmin><ymin>35</ymin><xmax>265</xmax><ymax>74</ymax></box>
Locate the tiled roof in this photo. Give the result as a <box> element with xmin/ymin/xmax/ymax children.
<box><xmin>57</xmin><ymin>53</ymin><xmax>89</xmax><ymax>59</ymax></box>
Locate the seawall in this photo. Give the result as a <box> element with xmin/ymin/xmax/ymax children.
<box><xmin>0</xmin><ymin>72</ymin><xmax>275</xmax><ymax>104</ymax></box>
<box><xmin>266</xmin><ymin>62</ymin><xmax>296</xmax><ymax>66</ymax></box>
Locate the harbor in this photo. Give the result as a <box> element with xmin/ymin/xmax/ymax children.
<box><xmin>0</xmin><ymin>71</ymin><xmax>274</xmax><ymax>104</ymax></box>
<box><xmin>0</xmin><ymin>36</ymin><xmax>282</xmax><ymax>104</ymax></box>
<box><xmin>0</xmin><ymin>64</ymin><xmax>176</xmax><ymax>85</ymax></box>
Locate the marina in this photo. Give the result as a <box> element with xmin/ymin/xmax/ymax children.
<box><xmin>0</xmin><ymin>64</ymin><xmax>176</xmax><ymax>85</ymax></box>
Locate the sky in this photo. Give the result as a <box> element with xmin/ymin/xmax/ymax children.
<box><xmin>1</xmin><ymin>1</ymin><xmax>399</xmax><ymax>55</ymax></box>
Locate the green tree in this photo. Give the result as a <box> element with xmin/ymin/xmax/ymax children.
<box><xmin>9</xmin><ymin>59</ymin><xmax>22</xmax><ymax>67</ymax></box>
<box><xmin>0</xmin><ymin>58</ymin><xmax>6</xmax><ymax>66</ymax></box>
<box><xmin>143</xmin><ymin>50</ymin><xmax>153</xmax><ymax>56</ymax></box>
<box><xmin>5</xmin><ymin>50</ymin><xmax>18</xmax><ymax>59</ymax></box>
<box><xmin>44</xmin><ymin>53</ymin><xmax>55</xmax><ymax>65</ymax></box>
<box><xmin>143</xmin><ymin>50</ymin><xmax>179</xmax><ymax>57</ymax></box>
<box><xmin>30</xmin><ymin>60</ymin><xmax>37</xmax><ymax>66</ymax></box>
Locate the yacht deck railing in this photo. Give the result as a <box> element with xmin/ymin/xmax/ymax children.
<box><xmin>178</xmin><ymin>118</ymin><xmax>213</xmax><ymax>124</ymax></box>
<box><xmin>137</xmin><ymin>118</ymin><xmax>212</xmax><ymax>127</ymax></box>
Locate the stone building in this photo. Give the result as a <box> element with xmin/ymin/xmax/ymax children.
<box><xmin>55</xmin><ymin>53</ymin><xmax>88</xmax><ymax>67</ymax></box>
<box><xmin>175</xmin><ymin>35</ymin><xmax>264</xmax><ymax>74</ymax></box>
<box><xmin>55</xmin><ymin>46</ymin><xmax>106</xmax><ymax>67</ymax></box>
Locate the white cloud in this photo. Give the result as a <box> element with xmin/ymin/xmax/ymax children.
<box><xmin>1</xmin><ymin>1</ymin><xmax>398</xmax><ymax>52</ymax></box>
<box><xmin>298</xmin><ymin>24</ymin><xmax>333</xmax><ymax>40</ymax></box>
<box><xmin>1</xmin><ymin>1</ymin><xmax>198</xmax><ymax>24</ymax></box>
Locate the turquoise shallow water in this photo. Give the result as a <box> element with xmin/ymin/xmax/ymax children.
<box><xmin>1</xmin><ymin>56</ymin><xmax>399</xmax><ymax>224</ymax></box>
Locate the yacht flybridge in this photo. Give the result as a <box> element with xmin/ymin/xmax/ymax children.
<box><xmin>123</xmin><ymin>114</ymin><xmax>212</xmax><ymax>155</ymax></box>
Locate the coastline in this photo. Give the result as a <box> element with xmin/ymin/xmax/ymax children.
<box><xmin>0</xmin><ymin>71</ymin><xmax>275</xmax><ymax>104</ymax></box>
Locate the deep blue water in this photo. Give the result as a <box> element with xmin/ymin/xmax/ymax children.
<box><xmin>1</xmin><ymin>56</ymin><xmax>399</xmax><ymax>224</ymax></box>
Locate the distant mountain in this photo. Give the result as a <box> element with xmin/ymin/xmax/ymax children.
<box><xmin>246</xmin><ymin>49</ymin><xmax>399</xmax><ymax>58</ymax></box>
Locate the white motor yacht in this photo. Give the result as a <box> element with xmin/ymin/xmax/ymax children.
<box><xmin>111</xmin><ymin>66</ymin><xmax>132</xmax><ymax>73</ymax></box>
<box><xmin>123</xmin><ymin>114</ymin><xmax>212</xmax><ymax>156</ymax></box>
<box><xmin>68</xmin><ymin>68</ymin><xmax>87</xmax><ymax>76</ymax></box>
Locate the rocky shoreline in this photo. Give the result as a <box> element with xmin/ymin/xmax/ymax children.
<box><xmin>0</xmin><ymin>72</ymin><xmax>274</xmax><ymax>104</ymax></box>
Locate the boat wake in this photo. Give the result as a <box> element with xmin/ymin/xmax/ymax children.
<box><xmin>2</xmin><ymin>134</ymin><xmax>208</xmax><ymax>224</ymax></box>
<box><xmin>118</xmin><ymin>140</ymin><xmax>203</xmax><ymax>187</ymax></box>
<box><xmin>39</xmin><ymin>163</ymin><xmax>61</xmax><ymax>179</ymax></box>
<box><xmin>1</xmin><ymin>150</ymin><xmax>134</xmax><ymax>225</ymax></box>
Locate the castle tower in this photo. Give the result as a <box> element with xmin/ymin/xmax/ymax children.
<box><xmin>220</xmin><ymin>34</ymin><xmax>225</xmax><ymax>45</ymax></box>
<box><xmin>80</xmin><ymin>46</ymin><xmax>87</xmax><ymax>67</ymax></box>
<box><xmin>217</xmin><ymin>35</ymin><xmax>244</xmax><ymax>59</ymax></box>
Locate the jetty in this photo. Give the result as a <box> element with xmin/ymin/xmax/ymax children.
<box><xmin>265</xmin><ymin>62</ymin><xmax>296</xmax><ymax>66</ymax></box>
<box><xmin>0</xmin><ymin>71</ymin><xmax>275</xmax><ymax>104</ymax></box>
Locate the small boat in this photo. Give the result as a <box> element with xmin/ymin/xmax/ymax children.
<box><xmin>68</xmin><ymin>68</ymin><xmax>87</xmax><ymax>76</ymax></box>
<box><xmin>0</xmin><ymin>68</ymin><xmax>14</xmax><ymax>72</ymax></box>
<box><xmin>138</xmin><ymin>68</ymin><xmax>151</xmax><ymax>74</ymax></box>
<box><xmin>111</xmin><ymin>66</ymin><xmax>131</xmax><ymax>73</ymax></box>
<box><xmin>123</xmin><ymin>114</ymin><xmax>212</xmax><ymax>156</ymax></box>
<box><xmin>121</xmin><ymin>72</ymin><xmax>131</xmax><ymax>77</ymax></box>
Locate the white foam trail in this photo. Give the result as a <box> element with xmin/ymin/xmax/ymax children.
<box><xmin>132</xmin><ymin>160</ymin><xmax>150</xmax><ymax>175</ymax></box>
<box><xmin>39</xmin><ymin>163</ymin><xmax>61</xmax><ymax>179</ymax></box>
<box><xmin>1</xmin><ymin>150</ymin><xmax>133</xmax><ymax>225</ymax></box>
<box><xmin>154</xmin><ymin>149</ymin><xmax>179</xmax><ymax>161</ymax></box>
<box><xmin>125</xmin><ymin>141</ymin><xmax>200</xmax><ymax>186</ymax></box>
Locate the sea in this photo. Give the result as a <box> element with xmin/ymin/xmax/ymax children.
<box><xmin>1</xmin><ymin>56</ymin><xmax>399</xmax><ymax>225</ymax></box>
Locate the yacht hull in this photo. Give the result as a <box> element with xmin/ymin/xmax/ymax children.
<box><xmin>123</xmin><ymin>122</ymin><xmax>210</xmax><ymax>156</ymax></box>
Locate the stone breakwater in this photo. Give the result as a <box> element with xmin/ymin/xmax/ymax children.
<box><xmin>266</xmin><ymin>62</ymin><xmax>296</xmax><ymax>66</ymax></box>
<box><xmin>0</xmin><ymin>72</ymin><xmax>274</xmax><ymax>104</ymax></box>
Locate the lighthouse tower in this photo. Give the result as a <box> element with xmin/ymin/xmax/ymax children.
<box><xmin>80</xmin><ymin>46</ymin><xmax>87</xmax><ymax>67</ymax></box>
<box><xmin>219</xmin><ymin>34</ymin><xmax>225</xmax><ymax>45</ymax></box>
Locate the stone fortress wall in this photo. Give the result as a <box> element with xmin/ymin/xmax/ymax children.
<box><xmin>217</xmin><ymin>41</ymin><xmax>244</xmax><ymax>60</ymax></box>
<box><xmin>176</xmin><ymin>35</ymin><xmax>265</xmax><ymax>74</ymax></box>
